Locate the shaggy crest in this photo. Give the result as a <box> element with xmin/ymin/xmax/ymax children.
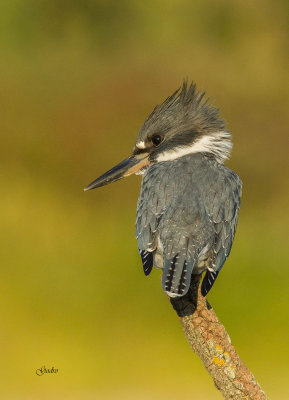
<box><xmin>141</xmin><ymin>80</ymin><xmax>226</xmax><ymax>135</ymax></box>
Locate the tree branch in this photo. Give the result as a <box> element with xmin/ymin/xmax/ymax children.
<box><xmin>169</xmin><ymin>275</ymin><xmax>267</xmax><ymax>400</ymax></box>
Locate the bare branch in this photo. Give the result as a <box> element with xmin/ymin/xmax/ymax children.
<box><xmin>170</xmin><ymin>275</ymin><xmax>267</xmax><ymax>400</ymax></box>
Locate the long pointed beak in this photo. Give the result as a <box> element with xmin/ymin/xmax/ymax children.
<box><xmin>84</xmin><ymin>154</ymin><xmax>149</xmax><ymax>191</ymax></box>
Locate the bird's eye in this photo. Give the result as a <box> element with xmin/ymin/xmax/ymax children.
<box><xmin>151</xmin><ymin>135</ymin><xmax>163</xmax><ymax>146</ymax></box>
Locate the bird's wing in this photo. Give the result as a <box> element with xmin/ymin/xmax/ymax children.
<box><xmin>135</xmin><ymin>165</ymin><xmax>172</xmax><ymax>276</ymax></box>
<box><xmin>200</xmin><ymin>167</ymin><xmax>242</xmax><ymax>296</ymax></box>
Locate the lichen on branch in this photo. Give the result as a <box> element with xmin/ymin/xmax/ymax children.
<box><xmin>169</xmin><ymin>275</ymin><xmax>267</xmax><ymax>400</ymax></box>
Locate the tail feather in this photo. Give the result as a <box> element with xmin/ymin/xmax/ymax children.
<box><xmin>162</xmin><ymin>255</ymin><xmax>194</xmax><ymax>297</ymax></box>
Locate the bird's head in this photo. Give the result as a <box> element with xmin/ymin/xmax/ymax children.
<box><xmin>84</xmin><ymin>81</ymin><xmax>232</xmax><ymax>191</ymax></box>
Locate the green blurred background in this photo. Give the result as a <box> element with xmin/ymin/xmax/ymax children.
<box><xmin>1</xmin><ymin>1</ymin><xmax>288</xmax><ymax>399</ymax></box>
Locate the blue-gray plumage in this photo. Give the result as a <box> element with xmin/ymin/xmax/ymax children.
<box><xmin>136</xmin><ymin>153</ymin><xmax>241</xmax><ymax>297</ymax></box>
<box><xmin>84</xmin><ymin>81</ymin><xmax>242</xmax><ymax>298</ymax></box>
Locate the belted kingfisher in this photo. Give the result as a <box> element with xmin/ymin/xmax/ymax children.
<box><xmin>85</xmin><ymin>82</ymin><xmax>242</xmax><ymax>298</ymax></box>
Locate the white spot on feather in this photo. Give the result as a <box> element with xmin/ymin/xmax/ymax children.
<box><xmin>165</xmin><ymin>291</ymin><xmax>181</xmax><ymax>298</ymax></box>
<box><xmin>136</xmin><ymin>141</ymin><xmax>146</xmax><ymax>149</ymax></box>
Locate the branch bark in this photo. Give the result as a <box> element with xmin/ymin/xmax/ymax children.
<box><xmin>169</xmin><ymin>275</ymin><xmax>267</xmax><ymax>400</ymax></box>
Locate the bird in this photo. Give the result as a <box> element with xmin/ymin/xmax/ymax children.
<box><xmin>84</xmin><ymin>81</ymin><xmax>242</xmax><ymax>298</ymax></box>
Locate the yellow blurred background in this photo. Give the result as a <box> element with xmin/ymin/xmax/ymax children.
<box><xmin>1</xmin><ymin>1</ymin><xmax>288</xmax><ymax>399</ymax></box>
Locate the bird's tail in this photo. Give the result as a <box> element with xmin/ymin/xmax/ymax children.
<box><xmin>162</xmin><ymin>255</ymin><xmax>194</xmax><ymax>297</ymax></box>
